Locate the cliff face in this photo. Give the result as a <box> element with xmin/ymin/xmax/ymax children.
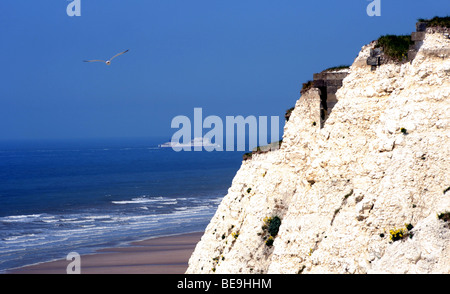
<box><xmin>186</xmin><ymin>29</ymin><xmax>450</xmax><ymax>274</ymax></box>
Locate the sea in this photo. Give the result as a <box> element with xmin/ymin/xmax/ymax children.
<box><xmin>0</xmin><ymin>137</ymin><xmax>243</xmax><ymax>273</ymax></box>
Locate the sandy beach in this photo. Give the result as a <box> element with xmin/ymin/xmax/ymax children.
<box><xmin>7</xmin><ymin>232</ymin><xmax>202</xmax><ymax>274</ymax></box>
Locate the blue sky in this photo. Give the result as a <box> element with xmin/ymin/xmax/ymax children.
<box><xmin>0</xmin><ymin>0</ymin><xmax>448</xmax><ymax>141</ymax></box>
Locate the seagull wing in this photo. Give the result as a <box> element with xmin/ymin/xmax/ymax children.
<box><xmin>109</xmin><ymin>49</ymin><xmax>129</xmax><ymax>61</ymax></box>
<box><xmin>83</xmin><ymin>60</ymin><xmax>106</xmax><ymax>63</ymax></box>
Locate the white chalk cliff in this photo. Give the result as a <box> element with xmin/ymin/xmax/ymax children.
<box><xmin>186</xmin><ymin>27</ymin><xmax>450</xmax><ymax>274</ymax></box>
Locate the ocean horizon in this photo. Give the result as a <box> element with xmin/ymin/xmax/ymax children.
<box><xmin>0</xmin><ymin>137</ymin><xmax>243</xmax><ymax>272</ymax></box>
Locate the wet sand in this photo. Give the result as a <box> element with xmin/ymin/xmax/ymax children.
<box><xmin>8</xmin><ymin>232</ymin><xmax>202</xmax><ymax>274</ymax></box>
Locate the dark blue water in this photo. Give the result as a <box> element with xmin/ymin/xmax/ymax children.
<box><xmin>0</xmin><ymin>137</ymin><xmax>243</xmax><ymax>272</ymax></box>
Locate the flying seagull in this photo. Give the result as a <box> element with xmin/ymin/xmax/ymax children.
<box><xmin>84</xmin><ymin>49</ymin><xmax>129</xmax><ymax>65</ymax></box>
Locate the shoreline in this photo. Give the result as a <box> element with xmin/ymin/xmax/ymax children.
<box><xmin>7</xmin><ymin>231</ymin><xmax>203</xmax><ymax>274</ymax></box>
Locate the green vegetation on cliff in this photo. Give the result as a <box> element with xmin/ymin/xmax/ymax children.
<box><xmin>375</xmin><ymin>34</ymin><xmax>413</xmax><ymax>62</ymax></box>
<box><xmin>323</xmin><ymin>65</ymin><xmax>350</xmax><ymax>72</ymax></box>
<box><xmin>418</xmin><ymin>16</ymin><xmax>450</xmax><ymax>28</ymax></box>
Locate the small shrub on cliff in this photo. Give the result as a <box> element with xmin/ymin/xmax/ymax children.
<box><xmin>301</xmin><ymin>80</ymin><xmax>314</xmax><ymax>94</ymax></box>
<box><xmin>438</xmin><ymin>211</ymin><xmax>450</xmax><ymax>229</ymax></box>
<box><xmin>262</xmin><ymin>216</ymin><xmax>282</xmax><ymax>247</ymax></box>
<box><xmin>389</xmin><ymin>227</ymin><xmax>407</xmax><ymax>242</ymax></box>
<box><xmin>389</xmin><ymin>223</ymin><xmax>414</xmax><ymax>242</ymax></box>
<box><xmin>268</xmin><ymin>216</ymin><xmax>281</xmax><ymax>237</ymax></box>
<box><xmin>418</xmin><ymin>16</ymin><xmax>450</xmax><ymax>28</ymax></box>
<box><xmin>285</xmin><ymin>107</ymin><xmax>295</xmax><ymax>122</ymax></box>
<box><xmin>437</xmin><ymin>211</ymin><xmax>450</xmax><ymax>222</ymax></box>
<box><xmin>375</xmin><ymin>35</ymin><xmax>413</xmax><ymax>62</ymax></box>
<box><xmin>243</xmin><ymin>152</ymin><xmax>252</xmax><ymax>161</ymax></box>
<box><xmin>405</xmin><ymin>223</ymin><xmax>414</xmax><ymax>231</ymax></box>
<box><xmin>265</xmin><ymin>236</ymin><xmax>274</xmax><ymax>247</ymax></box>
